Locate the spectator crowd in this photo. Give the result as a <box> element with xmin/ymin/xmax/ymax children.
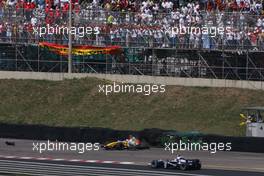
<box><xmin>0</xmin><ymin>0</ymin><xmax>264</xmax><ymax>50</ymax></box>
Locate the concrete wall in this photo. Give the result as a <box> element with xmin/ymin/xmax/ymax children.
<box><xmin>247</xmin><ymin>123</ymin><xmax>264</xmax><ymax>137</ymax></box>
<box><xmin>0</xmin><ymin>71</ymin><xmax>263</xmax><ymax>90</ymax></box>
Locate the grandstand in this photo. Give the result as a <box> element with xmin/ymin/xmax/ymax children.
<box><xmin>0</xmin><ymin>0</ymin><xmax>264</xmax><ymax>81</ymax></box>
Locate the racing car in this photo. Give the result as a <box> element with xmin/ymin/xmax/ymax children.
<box><xmin>150</xmin><ymin>155</ymin><xmax>201</xmax><ymax>170</ymax></box>
<box><xmin>103</xmin><ymin>135</ymin><xmax>149</xmax><ymax>150</ymax></box>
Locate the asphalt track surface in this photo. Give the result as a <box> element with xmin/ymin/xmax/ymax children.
<box><xmin>0</xmin><ymin>158</ymin><xmax>264</xmax><ymax>176</ymax></box>
<box><xmin>1</xmin><ymin>138</ymin><xmax>264</xmax><ymax>176</ymax></box>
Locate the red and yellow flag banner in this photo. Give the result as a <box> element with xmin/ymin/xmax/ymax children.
<box><xmin>39</xmin><ymin>42</ymin><xmax>122</xmax><ymax>56</ymax></box>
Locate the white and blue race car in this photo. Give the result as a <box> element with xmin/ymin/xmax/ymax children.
<box><xmin>151</xmin><ymin>155</ymin><xmax>201</xmax><ymax>171</ymax></box>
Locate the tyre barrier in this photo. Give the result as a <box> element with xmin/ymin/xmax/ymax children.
<box><xmin>0</xmin><ymin>123</ymin><xmax>263</xmax><ymax>153</ymax></box>
<box><xmin>0</xmin><ymin>123</ymin><xmax>136</xmax><ymax>143</ymax></box>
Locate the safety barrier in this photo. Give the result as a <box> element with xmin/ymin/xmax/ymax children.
<box><xmin>1</xmin><ymin>123</ymin><xmax>264</xmax><ymax>153</ymax></box>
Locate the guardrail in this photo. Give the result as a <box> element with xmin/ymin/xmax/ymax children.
<box><xmin>1</xmin><ymin>59</ymin><xmax>263</xmax><ymax>81</ymax></box>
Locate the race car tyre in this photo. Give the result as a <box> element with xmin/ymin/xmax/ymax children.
<box><xmin>179</xmin><ymin>163</ymin><xmax>187</xmax><ymax>171</ymax></box>
<box><xmin>196</xmin><ymin>163</ymin><xmax>201</xmax><ymax>170</ymax></box>
<box><xmin>115</xmin><ymin>143</ymin><xmax>124</xmax><ymax>150</ymax></box>
<box><xmin>104</xmin><ymin>146</ymin><xmax>110</xmax><ymax>150</ymax></box>
<box><xmin>128</xmin><ymin>146</ymin><xmax>137</xmax><ymax>151</ymax></box>
<box><xmin>151</xmin><ymin>160</ymin><xmax>159</xmax><ymax>168</ymax></box>
<box><xmin>135</xmin><ymin>140</ymin><xmax>150</xmax><ymax>150</ymax></box>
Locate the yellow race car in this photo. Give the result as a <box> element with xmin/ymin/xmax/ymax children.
<box><xmin>103</xmin><ymin>140</ymin><xmax>130</xmax><ymax>150</ymax></box>
<box><xmin>103</xmin><ymin>136</ymin><xmax>149</xmax><ymax>150</ymax></box>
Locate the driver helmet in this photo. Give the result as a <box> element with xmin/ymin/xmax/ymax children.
<box><xmin>176</xmin><ymin>155</ymin><xmax>183</xmax><ymax>160</ymax></box>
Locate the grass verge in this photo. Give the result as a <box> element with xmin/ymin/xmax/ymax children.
<box><xmin>0</xmin><ymin>78</ymin><xmax>263</xmax><ymax>136</ymax></box>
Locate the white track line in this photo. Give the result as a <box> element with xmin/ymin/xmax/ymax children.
<box><xmin>0</xmin><ymin>155</ymin><xmax>135</xmax><ymax>165</ymax></box>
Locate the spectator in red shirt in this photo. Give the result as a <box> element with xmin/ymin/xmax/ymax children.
<box><xmin>24</xmin><ymin>1</ymin><xmax>31</xmax><ymax>10</ymax></box>
<box><xmin>55</xmin><ymin>6</ymin><xmax>60</xmax><ymax>18</ymax></box>
<box><xmin>74</xmin><ymin>2</ymin><xmax>80</xmax><ymax>13</ymax></box>
<box><xmin>24</xmin><ymin>2</ymin><xmax>32</xmax><ymax>21</ymax></box>
<box><xmin>30</xmin><ymin>2</ymin><xmax>36</xmax><ymax>9</ymax></box>
<box><xmin>62</xmin><ymin>2</ymin><xmax>69</xmax><ymax>12</ymax></box>
<box><xmin>45</xmin><ymin>4</ymin><xmax>50</xmax><ymax>14</ymax></box>
<box><xmin>61</xmin><ymin>2</ymin><xmax>69</xmax><ymax>20</ymax></box>
<box><xmin>230</xmin><ymin>0</ymin><xmax>239</xmax><ymax>11</ymax></box>
<box><xmin>46</xmin><ymin>8</ymin><xmax>55</xmax><ymax>24</ymax></box>
<box><xmin>0</xmin><ymin>22</ymin><xmax>4</xmax><ymax>41</ymax></box>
